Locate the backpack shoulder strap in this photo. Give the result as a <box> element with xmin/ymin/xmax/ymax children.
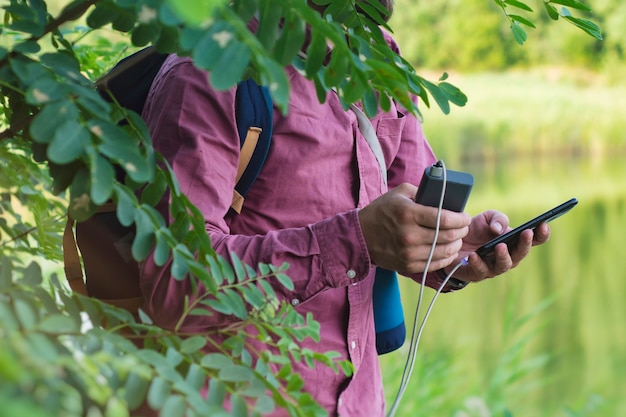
<box><xmin>96</xmin><ymin>46</ymin><xmax>169</xmax><ymax>116</ymax></box>
<box><xmin>231</xmin><ymin>79</ymin><xmax>273</xmax><ymax>213</ymax></box>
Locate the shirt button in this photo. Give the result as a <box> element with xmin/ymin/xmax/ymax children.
<box><xmin>351</xmin><ymin>340</ymin><xmax>356</xmax><ymax>350</ymax></box>
<box><xmin>291</xmin><ymin>299</ymin><xmax>300</xmax><ymax>306</ymax></box>
<box><xmin>347</xmin><ymin>269</ymin><xmax>357</xmax><ymax>279</ymax></box>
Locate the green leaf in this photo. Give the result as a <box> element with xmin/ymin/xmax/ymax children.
<box><xmin>137</xmin><ymin>307</ymin><xmax>153</xmax><ymax>325</ymax></box>
<box><xmin>74</xmin><ymin>87</ymin><xmax>111</xmax><ymax>119</ymax></box>
<box><xmin>504</xmin><ymin>0</ymin><xmax>533</xmax><ymax>12</ymax></box>
<box><xmin>96</xmin><ymin>127</ymin><xmax>151</xmax><ymax>183</ymax></box>
<box><xmin>112</xmin><ymin>9</ymin><xmax>136</xmax><ymax>32</ymax></box>
<box><xmin>159</xmin><ymin>2</ymin><xmax>185</xmax><ymax>26</ymax></box>
<box><xmin>340</xmin><ymin>71</ymin><xmax>368</xmax><ymax>106</ymax></box>
<box><xmin>86</xmin><ymin>3</ymin><xmax>115</xmax><ymax>28</ymax></box>
<box><xmin>69</xmin><ymin>166</ymin><xmax>96</xmax><ymax>221</ymax></box>
<box><xmin>0</xmin><ymin>303</ymin><xmax>19</xmax><ymax>332</ymax></box>
<box><xmin>171</xmin><ymin>244</ymin><xmax>191</xmax><ymax>279</ymax></box>
<box><xmin>256</xmin><ymin>56</ymin><xmax>290</xmax><ymax>113</ymax></box>
<box><xmin>166</xmin><ymin>347</ymin><xmax>184</xmax><ymax>367</ymax></box>
<box><xmin>47</xmin><ymin>120</ymin><xmax>91</xmax><ymax>164</ymax></box>
<box><xmin>141</xmin><ymin>171</ymin><xmax>168</xmax><ymax>206</ymax></box>
<box><xmin>185</xmin><ymin>363</ymin><xmax>207</xmax><ymax>391</ymax></box>
<box><xmin>40</xmin><ymin>52</ymin><xmax>81</xmax><ymax>78</ymax></box>
<box><xmin>241</xmin><ymin>283</ymin><xmax>265</xmax><ymax>309</ymax></box>
<box><xmin>420</xmin><ymin>78</ymin><xmax>450</xmax><ymax>114</ymax></box>
<box><xmin>9</xmin><ymin>58</ymin><xmax>47</xmax><ymax>84</ymax></box>
<box><xmin>206</xmin><ymin>254</ymin><xmax>226</xmax><ymax>286</ymax></box>
<box><xmin>511</xmin><ymin>21</ymin><xmax>528</xmax><ymax>45</ymax></box>
<box><xmin>179</xmin><ymin>26</ymin><xmax>206</xmax><ymax>50</ymax></box>
<box><xmin>192</xmin><ymin>21</ymin><xmax>233</xmax><ymax>68</ymax></box>
<box><xmin>218</xmin><ymin>364</ymin><xmax>253</xmax><ymax>382</ymax></box>
<box><xmin>211</xmin><ymin>39</ymin><xmax>252</xmax><ymax>90</ymax></box>
<box><xmin>201</xmin><ymin>353</ymin><xmax>234</xmax><ymax>370</ymax></box>
<box><xmin>180</xmin><ymin>336</ymin><xmax>208</xmax><ymax>354</ymax></box>
<box><xmin>13</xmin><ymin>296</ymin><xmax>38</xmax><ymax>329</ymax></box>
<box><xmin>203</xmin><ymin>298</ymin><xmax>233</xmax><ymax>316</ymax></box>
<box><xmin>38</xmin><ymin>313</ymin><xmax>80</xmax><ymax>333</ymax></box>
<box><xmin>124</xmin><ymin>372</ymin><xmax>151</xmax><ymax>411</ymax></box>
<box><xmin>323</xmin><ymin>49</ymin><xmax>350</xmax><ymax>89</ymax></box>
<box><xmin>30</xmin><ymin>101</ymin><xmax>79</xmax><ymax>144</ymax></box>
<box><xmin>259</xmin><ymin>279</ymin><xmax>276</xmax><ymax>299</ymax></box>
<box><xmin>549</xmin><ymin>0</ymin><xmax>592</xmax><ymax>12</ymax></box>
<box><xmin>206</xmin><ymin>378</ymin><xmax>227</xmax><ymax>408</ymax></box>
<box><xmin>89</xmin><ymin>153</ymin><xmax>115</xmax><ymax>205</ymax></box>
<box><xmin>147</xmin><ymin>377</ymin><xmax>171</xmax><ymax>410</ymax></box>
<box><xmin>153</xmin><ymin>230</ymin><xmax>171</xmax><ymax>267</ymax></box>
<box><xmin>509</xmin><ymin>14</ymin><xmax>536</xmax><ymax>28</ymax></box>
<box><xmin>14</xmin><ymin>40</ymin><xmax>40</xmax><ymax>54</ymax></box>
<box><xmin>165</xmin><ymin>0</ymin><xmax>224</xmax><ymax>27</ymax></box>
<box><xmin>563</xmin><ymin>16</ymin><xmax>603</xmax><ymax>40</ymax></box>
<box><xmin>273</xmin><ymin>10</ymin><xmax>306</xmax><ymax>66</ymax></box>
<box><xmin>33</xmin><ymin>287</ymin><xmax>60</xmax><ymax>315</ymax></box>
<box><xmin>439</xmin><ymin>82</ymin><xmax>468</xmax><ymax>107</ymax></box>
<box><xmin>358</xmin><ymin>0</ymin><xmax>392</xmax><ymax>25</ymax></box>
<box><xmin>230</xmin><ymin>393</ymin><xmax>248</xmax><ymax>417</ymax></box>
<box><xmin>188</xmin><ymin>260</ymin><xmax>217</xmax><ymax>292</ymax></box>
<box><xmin>221</xmin><ymin>289</ymin><xmax>247</xmax><ymax>319</ymax></box>
<box><xmin>543</xmin><ymin>2</ymin><xmax>560</xmax><ymax>20</ymax></box>
<box><xmin>275</xmin><ymin>273</ymin><xmax>294</xmax><ymax>291</ymax></box>
<box><xmin>113</xmin><ymin>184</ymin><xmax>138</xmax><ymax>227</ymax></box>
<box><xmin>153</xmin><ymin>24</ymin><xmax>181</xmax><ymax>53</ymax></box>
<box><xmin>132</xmin><ymin>207</ymin><xmax>156</xmax><ymax>261</ymax></box>
<box><xmin>230</xmin><ymin>252</ymin><xmax>247</xmax><ymax>282</ymax></box>
<box><xmin>304</xmin><ymin>30</ymin><xmax>328</xmax><ymax>78</ymax></box>
<box><xmin>21</xmin><ymin>261</ymin><xmax>43</xmax><ymax>286</ymax></box>
<box><xmin>256</xmin><ymin>0</ymin><xmax>282</xmax><ymax>50</ymax></box>
<box><xmin>361</xmin><ymin>89</ymin><xmax>379</xmax><ymax>118</ymax></box>
<box><xmin>131</xmin><ymin>23</ymin><xmax>161</xmax><ymax>47</ymax></box>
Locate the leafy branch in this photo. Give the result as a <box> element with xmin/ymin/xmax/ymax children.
<box><xmin>493</xmin><ymin>0</ymin><xmax>602</xmax><ymax>44</ymax></box>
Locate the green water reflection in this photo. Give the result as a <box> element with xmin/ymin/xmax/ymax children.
<box><xmin>381</xmin><ymin>156</ymin><xmax>626</xmax><ymax>417</ymax></box>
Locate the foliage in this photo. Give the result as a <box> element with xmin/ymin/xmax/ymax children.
<box><xmin>391</xmin><ymin>0</ymin><xmax>606</xmax><ymax>71</ymax></box>
<box><xmin>1</xmin><ymin>257</ymin><xmax>342</xmax><ymax>417</ymax></box>
<box><xmin>0</xmin><ymin>0</ymin><xmax>602</xmax><ymax>416</ymax></box>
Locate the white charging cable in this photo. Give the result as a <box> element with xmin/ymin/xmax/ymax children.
<box><xmin>386</xmin><ymin>160</ymin><xmax>468</xmax><ymax>417</ymax></box>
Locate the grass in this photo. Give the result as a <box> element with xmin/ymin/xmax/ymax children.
<box><xmin>417</xmin><ymin>68</ymin><xmax>626</xmax><ymax>166</ymax></box>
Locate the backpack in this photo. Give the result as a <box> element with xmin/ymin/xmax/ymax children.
<box><xmin>62</xmin><ymin>47</ymin><xmax>405</xmax><ymax>354</ymax></box>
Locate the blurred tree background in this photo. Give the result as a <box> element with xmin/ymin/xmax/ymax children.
<box><xmin>391</xmin><ymin>0</ymin><xmax>623</xmax><ymax>76</ymax></box>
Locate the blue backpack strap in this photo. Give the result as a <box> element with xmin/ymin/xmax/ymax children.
<box><xmin>234</xmin><ymin>79</ymin><xmax>273</xmax><ymax>198</ymax></box>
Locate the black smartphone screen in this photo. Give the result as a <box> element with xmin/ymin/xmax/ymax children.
<box><xmin>476</xmin><ymin>198</ymin><xmax>578</xmax><ymax>258</ymax></box>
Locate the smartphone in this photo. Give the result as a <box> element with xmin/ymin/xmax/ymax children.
<box><xmin>476</xmin><ymin>197</ymin><xmax>578</xmax><ymax>259</ymax></box>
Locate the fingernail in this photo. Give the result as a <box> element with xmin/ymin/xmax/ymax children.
<box><xmin>494</xmin><ymin>222</ymin><xmax>503</xmax><ymax>233</ymax></box>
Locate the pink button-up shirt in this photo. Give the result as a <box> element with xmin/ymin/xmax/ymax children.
<box><xmin>140</xmin><ymin>36</ymin><xmax>449</xmax><ymax>416</ymax></box>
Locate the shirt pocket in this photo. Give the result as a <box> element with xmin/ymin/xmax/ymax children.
<box><xmin>375</xmin><ymin>114</ymin><xmax>406</xmax><ymax>170</ymax></box>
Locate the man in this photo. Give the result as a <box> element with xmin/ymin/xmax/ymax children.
<box><xmin>138</xmin><ymin>3</ymin><xmax>550</xmax><ymax>416</ymax></box>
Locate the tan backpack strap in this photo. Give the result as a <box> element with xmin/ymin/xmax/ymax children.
<box><xmin>230</xmin><ymin>126</ymin><xmax>262</xmax><ymax>213</ymax></box>
<box><xmin>63</xmin><ymin>215</ymin><xmax>88</xmax><ymax>296</ymax></box>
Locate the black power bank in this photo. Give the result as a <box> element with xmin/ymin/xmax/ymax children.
<box><xmin>414</xmin><ymin>162</ymin><xmax>474</xmax><ymax>212</ymax></box>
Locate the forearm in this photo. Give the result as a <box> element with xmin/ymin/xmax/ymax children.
<box><xmin>140</xmin><ymin>209</ymin><xmax>372</xmax><ymax>332</ymax></box>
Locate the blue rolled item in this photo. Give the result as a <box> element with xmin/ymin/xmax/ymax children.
<box><xmin>373</xmin><ymin>267</ymin><xmax>405</xmax><ymax>355</ymax></box>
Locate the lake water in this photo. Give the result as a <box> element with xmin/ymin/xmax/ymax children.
<box><xmin>380</xmin><ymin>156</ymin><xmax>626</xmax><ymax>417</ymax></box>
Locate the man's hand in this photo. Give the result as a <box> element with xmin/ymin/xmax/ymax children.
<box><xmin>358</xmin><ymin>183</ymin><xmax>471</xmax><ymax>275</ymax></box>
<box><xmin>445</xmin><ymin>210</ymin><xmax>551</xmax><ymax>282</ymax></box>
